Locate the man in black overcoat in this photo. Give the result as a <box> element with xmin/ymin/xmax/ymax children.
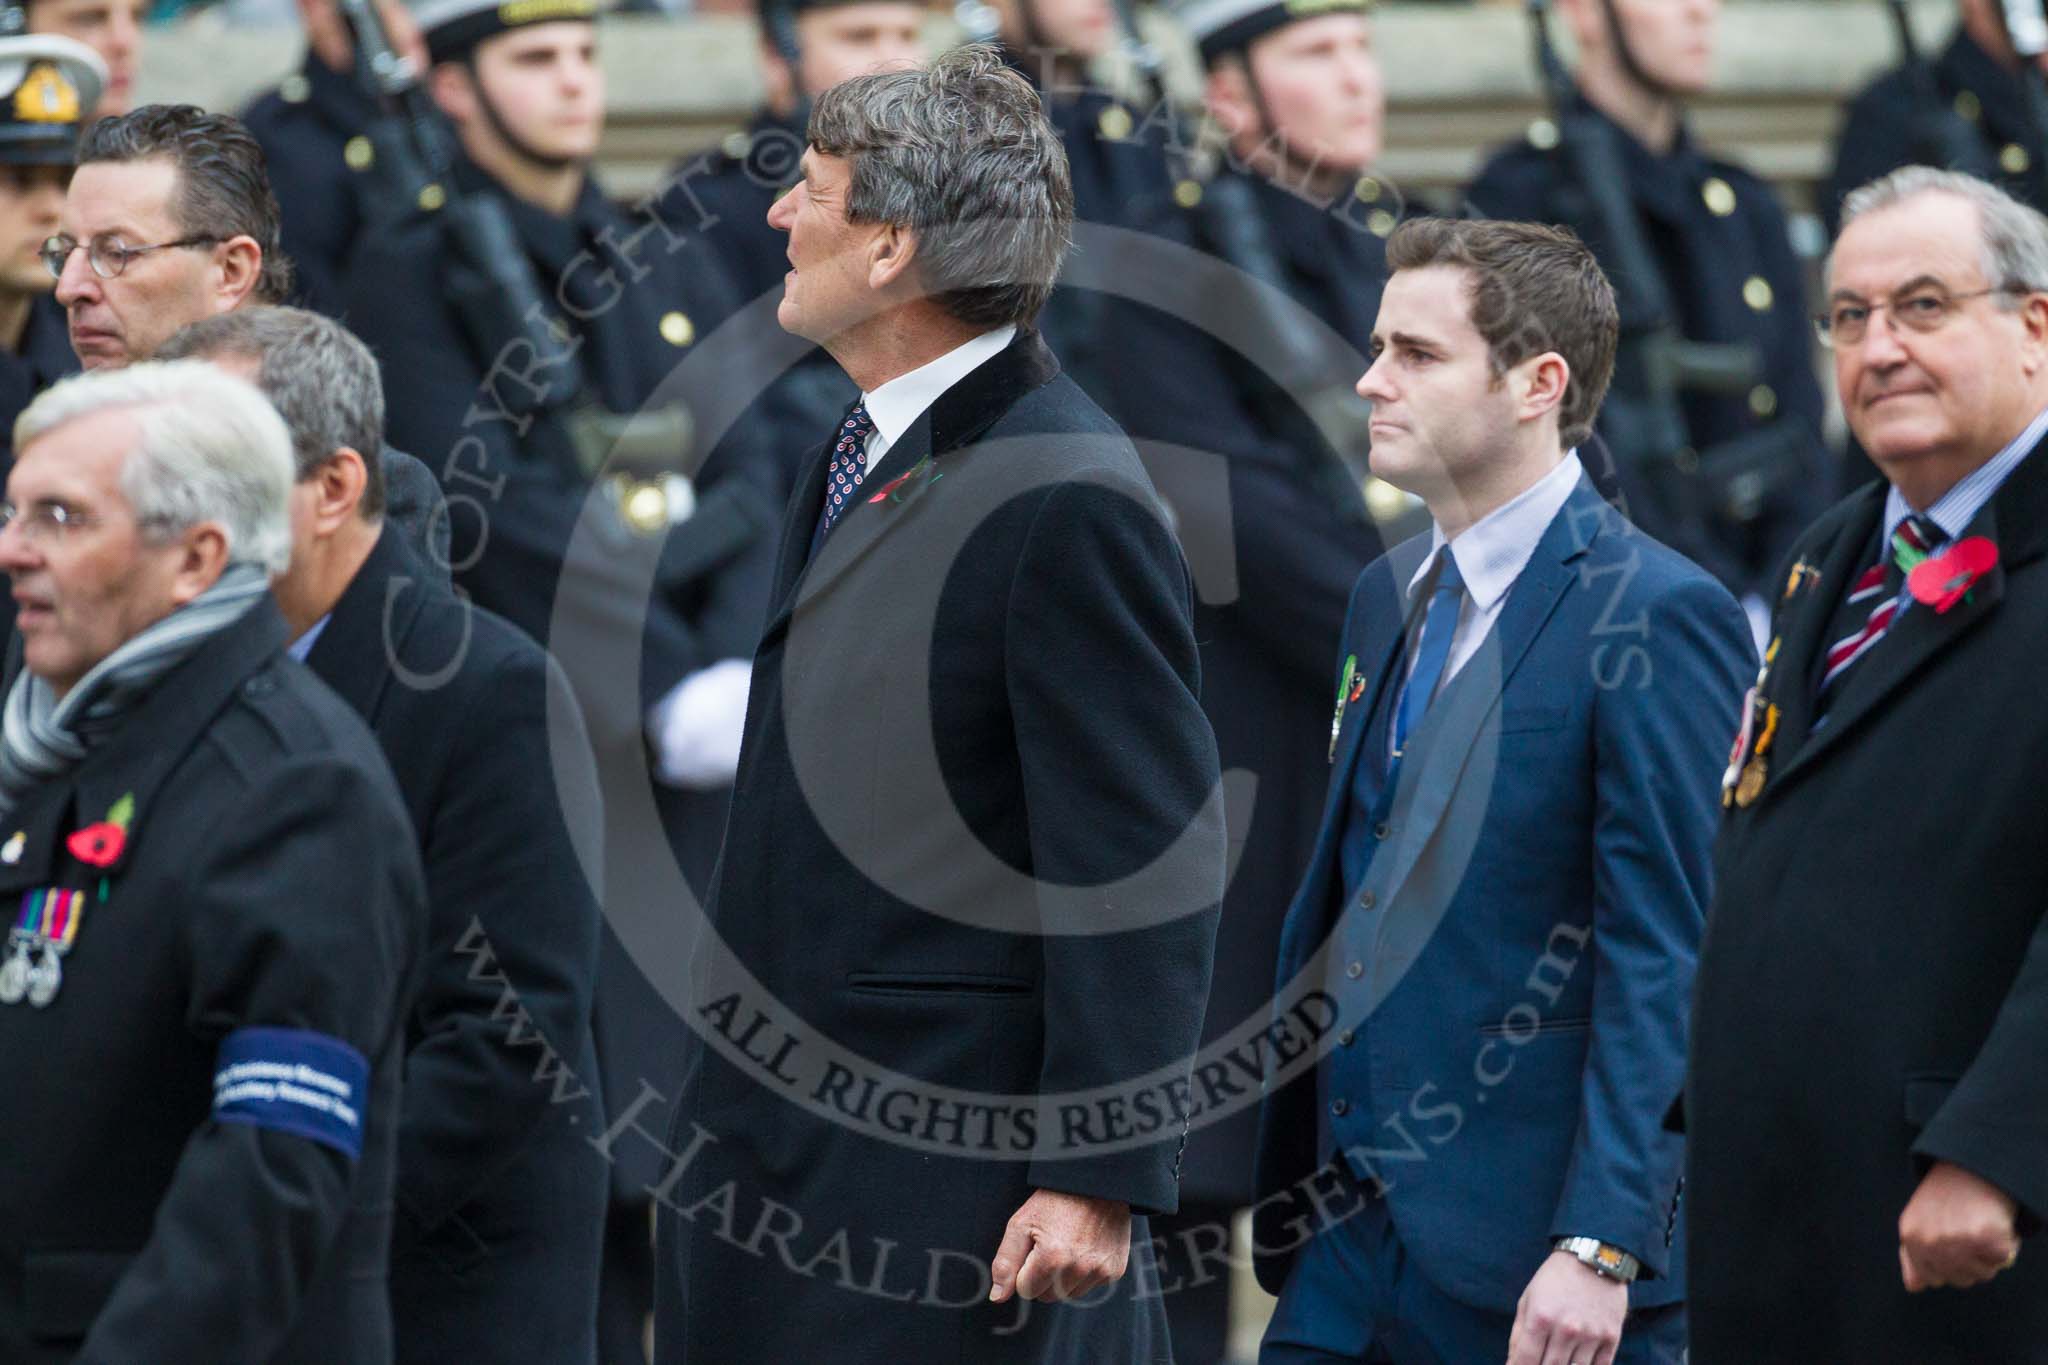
<box><xmin>0</xmin><ymin>360</ymin><xmax>424</xmax><ymax>1363</ymax></box>
<box><xmin>1685</xmin><ymin>167</ymin><xmax>2048</xmax><ymax>1362</ymax></box>
<box><xmin>653</xmin><ymin>46</ymin><xmax>1224</xmax><ymax>1364</ymax></box>
<box><xmin>160</xmin><ymin>306</ymin><xmax>611</xmax><ymax>1365</ymax></box>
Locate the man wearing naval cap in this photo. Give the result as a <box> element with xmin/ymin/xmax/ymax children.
<box><xmin>0</xmin><ymin>33</ymin><xmax>99</xmax><ymax>644</ymax></box>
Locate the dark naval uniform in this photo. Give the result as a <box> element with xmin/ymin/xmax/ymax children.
<box><xmin>242</xmin><ymin>51</ymin><xmax>378</xmax><ymax>318</ymax></box>
<box><xmin>1167</xmin><ymin>163</ymin><xmax>1389</xmax><ymax>1206</ymax></box>
<box><xmin>1469</xmin><ymin>98</ymin><xmax>1830</xmax><ymax>604</ymax></box>
<box><xmin>0</xmin><ymin>600</ymin><xmax>425</xmax><ymax>1364</ymax></box>
<box><xmin>348</xmin><ymin>152</ymin><xmax>781</xmax><ymax>1364</ymax></box>
<box><xmin>1823</xmin><ymin>27</ymin><xmax>2048</xmax><ymax>234</ymax></box>
<box><xmin>0</xmin><ymin>294</ymin><xmax>75</xmax><ymax>470</ymax></box>
<box><xmin>0</xmin><ymin>36</ymin><xmax>98</xmax><ymax>638</ymax></box>
<box><xmin>303</xmin><ymin>525</ymin><xmax>608</xmax><ymax>1365</ymax></box>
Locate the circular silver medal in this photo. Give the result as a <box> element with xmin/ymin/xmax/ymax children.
<box><xmin>0</xmin><ymin>943</ymin><xmax>27</xmax><ymax>1005</ymax></box>
<box><xmin>25</xmin><ymin>946</ymin><xmax>59</xmax><ymax>1008</ymax></box>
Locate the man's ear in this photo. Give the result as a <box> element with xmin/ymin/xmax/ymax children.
<box><xmin>213</xmin><ymin>237</ymin><xmax>264</xmax><ymax>311</ymax></box>
<box><xmin>1204</xmin><ymin>57</ymin><xmax>1255</xmax><ymax>139</ymax></box>
<box><xmin>166</xmin><ymin>522</ymin><xmax>232</xmax><ymax>607</ymax></box>
<box><xmin>868</xmin><ymin>221</ymin><xmax>920</xmax><ymax>294</ymax></box>
<box><xmin>428</xmin><ymin>59</ymin><xmax>475</xmax><ymax>124</ymax></box>
<box><xmin>1513</xmin><ymin>350</ymin><xmax>1572</xmax><ymax>425</ymax></box>
<box><xmin>761</xmin><ymin>40</ymin><xmax>797</xmax><ymax>117</ymax></box>
<box><xmin>2016</xmin><ymin>292</ymin><xmax>2048</xmax><ymax>378</ymax></box>
<box><xmin>308</xmin><ymin>448</ymin><xmax>371</xmax><ymax>535</ymax></box>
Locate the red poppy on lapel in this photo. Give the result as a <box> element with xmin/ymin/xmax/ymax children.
<box><xmin>65</xmin><ymin>792</ymin><xmax>134</xmax><ymax>869</ymax></box>
<box><xmin>1907</xmin><ymin>536</ymin><xmax>1997</xmax><ymax>614</ymax></box>
<box><xmin>67</xmin><ymin>823</ymin><xmax>124</xmax><ymax>868</ymax></box>
<box><xmin>867</xmin><ymin>455</ymin><xmax>942</xmax><ymax>505</ymax></box>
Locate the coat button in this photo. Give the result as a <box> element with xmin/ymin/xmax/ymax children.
<box><xmin>1097</xmin><ymin>104</ymin><xmax>1133</xmax><ymax>141</ymax></box>
<box><xmin>2003</xmin><ymin>143</ymin><xmax>2032</xmax><ymax>176</ymax></box>
<box><xmin>1357</xmin><ymin>890</ymin><xmax>1376</xmax><ymax>910</ymax></box>
<box><xmin>1345</xmin><ymin>960</ymin><xmax>1363</xmax><ymax>979</ymax></box>
<box><xmin>243</xmin><ymin>675</ymin><xmax>276</xmax><ymax>698</ymax></box>
<box><xmin>344</xmin><ymin>135</ymin><xmax>374</xmax><ymax>172</ymax></box>
<box><xmin>1748</xmin><ymin>384</ymin><xmax>1778</xmax><ymax>419</ymax></box>
<box><xmin>1337</xmin><ymin>1029</ymin><xmax>1355</xmax><ymax>1047</ymax></box>
<box><xmin>660</xmin><ymin>311</ymin><xmax>695</xmax><ymax>347</ymax></box>
<box><xmin>1701</xmin><ymin>176</ymin><xmax>1737</xmax><ymax>217</ymax></box>
<box><xmin>1374</xmin><ymin>822</ymin><xmax>1391</xmax><ymax>840</ymax></box>
<box><xmin>1174</xmin><ymin>179</ymin><xmax>1202</xmax><ymax>209</ymax></box>
<box><xmin>279</xmin><ymin>74</ymin><xmax>310</xmax><ymax>104</ymax></box>
<box><xmin>1742</xmin><ymin>275</ymin><xmax>1774</xmax><ymax>312</ymax></box>
<box><xmin>1955</xmin><ymin>89</ymin><xmax>1982</xmax><ymax>121</ymax></box>
<box><xmin>1526</xmin><ymin>118</ymin><xmax>1559</xmax><ymax>150</ymax></box>
<box><xmin>1329</xmin><ymin>1098</ymin><xmax>1349</xmax><ymax>1117</ymax></box>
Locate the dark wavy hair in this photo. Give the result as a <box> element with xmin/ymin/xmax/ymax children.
<box><xmin>78</xmin><ymin>104</ymin><xmax>294</xmax><ymax>306</ymax></box>
<box><xmin>1386</xmin><ymin>217</ymin><xmax>1618</xmax><ymax>449</ymax></box>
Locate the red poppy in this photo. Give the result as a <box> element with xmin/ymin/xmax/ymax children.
<box><xmin>1908</xmin><ymin>536</ymin><xmax>1998</xmax><ymax>615</ymax></box>
<box><xmin>67</xmin><ymin>822</ymin><xmax>125</xmax><ymax>868</ymax></box>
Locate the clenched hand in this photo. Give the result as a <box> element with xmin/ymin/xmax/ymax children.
<box><xmin>988</xmin><ymin>1189</ymin><xmax>1131</xmax><ymax>1304</ymax></box>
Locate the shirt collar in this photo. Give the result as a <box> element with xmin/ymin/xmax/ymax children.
<box><xmin>287</xmin><ymin>614</ymin><xmax>332</xmax><ymax>662</ymax></box>
<box><xmin>1883</xmin><ymin>400</ymin><xmax>2048</xmax><ymax>545</ymax></box>
<box><xmin>862</xmin><ymin>325</ymin><xmax>1017</xmax><ymax>453</ymax></box>
<box><xmin>1409</xmin><ymin>451</ymin><xmax>1584</xmax><ymax>610</ymax></box>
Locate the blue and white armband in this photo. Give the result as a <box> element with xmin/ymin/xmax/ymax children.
<box><xmin>211</xmin><ymin>1027</ymin><xmax>370</xmax><ymax>1160</ymax></box>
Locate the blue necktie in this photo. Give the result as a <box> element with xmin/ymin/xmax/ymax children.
<box><xmin>811</xmin><ymin>402</ymin><xmax>875</xmax><ymax>552</ymax></box>
<box><xmin>1393</xmin><ymin>548</ymin><xmax>1466</xmax><ymax>759</ymax></box>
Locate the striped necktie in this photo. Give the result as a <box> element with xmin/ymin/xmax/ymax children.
<box><xmin>1817</xmin><ymin>514</ymin><xmax>1943</xmax><ymax>697</ymax></box>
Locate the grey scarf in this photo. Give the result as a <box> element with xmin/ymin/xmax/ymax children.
<box><xmin>0</xmin><ymin>562</ymin><xmax>272</xmax><ymax>817</ymax></box>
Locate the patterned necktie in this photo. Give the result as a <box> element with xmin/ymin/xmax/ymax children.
<box><xmin>1818</xmin><ymin>513</ymin><xmax>1944</xmax><ymax>697</ymax></box>
<box><xmin>813</xmin><ymin>401</ymin><xmax>875</xmax><ymax>548</ymax></box>
<box><xmin>1393</xmin><ymin>548</ymin><xmax>1466</xmax><ymax>759</ymax></box>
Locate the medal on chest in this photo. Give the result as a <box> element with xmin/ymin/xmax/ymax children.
<box><xmin>0</xmin><ymin>887</ymin><xmax>88</xmax><ymax>1008</ymax></box>
<box><xmin>0</xmin><ymin>792</ymin><xmax>134</xmax><ymax>1009</ymax></box>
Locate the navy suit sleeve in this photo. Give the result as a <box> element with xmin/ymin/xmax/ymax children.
<box><xmin>395</xmin><ymin>647</ymin><xmax>604</xmax><ymax>1233</ymax></box>
<box><xmin>1007</xmin><ymin>475</ymin><xmax>1225</xmax><ymax>1215</ymax></box>
<box><xmin>80</xmin><ymin>757</ymin><xmax>423</xmax><ymax>1364</ymax></box>
<box><xmin>1551</xmin><ymin>569</ymin><xmax>1752</xmax><ymax>1276</ymax></box>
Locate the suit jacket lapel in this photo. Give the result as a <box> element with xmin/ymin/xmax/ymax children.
<box><xmin>760</xmin><ymin>330</ymin><xmax>1061</xmax><ymax>647</ymax></box>
<box><xmin>1764</xmin><ymin>486</ymin><xmax>1884</xmax><ymax>774</ymax></box>
<box><xmin>1369</xmin><ymin>477</ymin><xmax>1600</xmax><ymax>916</ymax></box>
<box><xmin>1775</xmin><ymin>440</ymin><xmax>2048</xmax><ymax>788</ymax></box>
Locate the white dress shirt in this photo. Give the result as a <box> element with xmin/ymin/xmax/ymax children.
<box><xmin>859</xmin><ymin>324</ymin><xmax>1017</xmax><ymax>480</ymax></box>
<box><xmin>1403</xmin><ymin>451</ymin><xmax>1585</xmax><ymax>693</ymax></box>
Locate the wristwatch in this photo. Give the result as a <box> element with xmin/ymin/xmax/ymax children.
<box><xmin>1554</xmin><ymin>1236</ymin><xmax>1641</xmax><ymax>1283</ymax></box>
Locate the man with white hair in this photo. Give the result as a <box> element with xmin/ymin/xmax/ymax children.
<box><xmin>0</xmin><ymin>360</ymin><xmax>425</xmax><ymax>1364</ymax></box>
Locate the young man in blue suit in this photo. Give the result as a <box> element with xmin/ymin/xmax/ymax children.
<box><xmin>1251</xmin><ymin>217</ymin><xmax>1754</xmax><ymax>1364</ymax></box>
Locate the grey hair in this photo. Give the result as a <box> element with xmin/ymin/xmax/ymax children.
<box><xmin>14</xmin><ymin>360</ymin><xmax>294</xmax><ymax>573</ymax></box>
<box><xmin>807</xmin><ymin>43</ymin><xmax>1074</xmax><ymax>328</ymax></box>
<box><xmin>1832</xmin><ymin>167</ymin><xmax>2048</xmax><ymax>304</ymax></box>
<box><xmin>156</xmin><ymin>307</ymin><xmax>388</xmax><ymax>520</ymax></box>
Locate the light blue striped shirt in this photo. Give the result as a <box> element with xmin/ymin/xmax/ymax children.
<box><xmin>1883</xmin><ymin>401</ymin><xmax>2048</xmax><ymax>546</ymax></box>
<box><xmin>1878</xmin><ymin>402</ymin><xmax>2046</xmax><ymax>624</ymax></box>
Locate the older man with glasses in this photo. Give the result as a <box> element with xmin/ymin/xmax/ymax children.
<box><xmin>39</xmin><ymin>102</ymin><xmax>448</xmax><ymax>574</ymax></box>
<box><xmin>1683</xmin><ymin>166</ymin><xmax>2048</xmax><ymax>1363</ymax></box>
